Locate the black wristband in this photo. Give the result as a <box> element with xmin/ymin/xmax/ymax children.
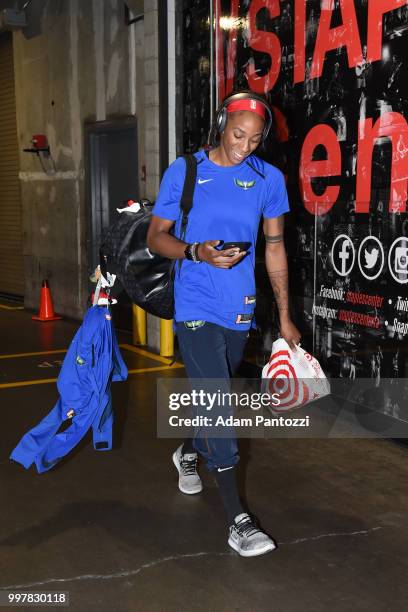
<box><xmin>184</xmin><ymin>243</ymin><xmax>193</xmax><ymax>261</ymax></box>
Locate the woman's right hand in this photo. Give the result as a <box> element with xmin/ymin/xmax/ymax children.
<box><xmin>197</xmin><ymin>240</ymin><xmax>246</xmax><ymax>269</ymax></box>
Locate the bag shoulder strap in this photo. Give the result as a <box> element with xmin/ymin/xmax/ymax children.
<box><xmin>179</xmin><ymin>154</ymin><xmax>198</xmax><ymax>241</ymax></box>
<box><xmin>180</xmin><ymin>153</ymin><xmax>198</xmax><ymax>214</ymax></box>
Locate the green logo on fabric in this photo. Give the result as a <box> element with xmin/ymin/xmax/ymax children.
<box><xmin>234</xmin><ymin>178</ymin><xmax>256</xmax><ymax>190</ymax></box>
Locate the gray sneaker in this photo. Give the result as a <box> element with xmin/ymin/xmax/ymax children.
<box><xmin>172</xmin><ymin>445</ymin><xmax>203</xmax><ymax>495</ymax></box>
<box><xmin>228</xmin><ymin>513</ymin><xmax>276</xmax><ymax>557</ymax></box>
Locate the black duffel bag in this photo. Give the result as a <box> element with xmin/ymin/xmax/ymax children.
<box><xmin>99</xmin><ymin>154</ymin><xmax>197</xmax><ymax>319</ymax></box>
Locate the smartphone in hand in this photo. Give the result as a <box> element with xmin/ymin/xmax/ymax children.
<box><xmin>219</xmin><ymin>241</ymin><xmax>251</xmax><ymax>253</ymax></box>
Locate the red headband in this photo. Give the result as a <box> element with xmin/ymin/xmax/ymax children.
<box><xmin>226</xmin><ymin>99</ymin><xmax>266</xmax><ymax>120</ymax></box>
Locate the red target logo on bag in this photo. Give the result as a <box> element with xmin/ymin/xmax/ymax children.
<box><xmin>264</xmin><ymin>349</ymin><xmax>310</xmax><ymax>412</ymax></box>
<box><xmin>261</xmin><ymin>339</ymin><xmax>330</xmax><ymax>413</ymax></box>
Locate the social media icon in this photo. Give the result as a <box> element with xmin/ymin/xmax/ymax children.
<box><xmin>389</xmin><ymin>237</ymin><xmax>408</xmax><ymax>284</ymax></box>
<box><xmin>364</xmin><ymin>248</ymin><xmax>379</xmax><ymax>269</ymax></box>
<box><xmin>395</xmin><ymin>247</ymin><xmax>408</xmax><ymax>273</ymax></box>
<box><xmin>331</xmin><ymin>235</ymin><xmax>355</xmax><ymax>277</ymax></box>
<box><xmin>358</xmin><ymin>236</ymin><xmax>384</xmax><ymax>281</ymax></box>
<box><xmin>339</xmin><ymin>241</ymin><xmax>351</xmax><ymax>274</ymax></box>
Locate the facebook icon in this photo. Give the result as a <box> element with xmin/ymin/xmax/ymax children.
<box><xmin>331</xmin><ymin>235</ymin><xmax>355</xmax><ymax>277</ymax></box>
<box><xmin>339</xmin><ymin>239</ymin><xmax>351</xmax><ymax>275</ymax></box>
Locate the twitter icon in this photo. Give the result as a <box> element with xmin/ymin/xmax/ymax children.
<box><xmin>358</xmin><ymin>237</ymin><xmax>384</xmax><ymax>280</ymax></box>
<box><xmin>364</xmin><ymin>248</ymin><xmax>379</xmax><ymax>269</ymax></box>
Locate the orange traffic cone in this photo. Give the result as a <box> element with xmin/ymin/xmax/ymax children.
<box><xmin>32</xmin><ymin>280</ymin><xmax>62</xmax><ymax>321</ymax></box>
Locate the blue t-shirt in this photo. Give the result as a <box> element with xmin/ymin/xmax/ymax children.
<box><xmin>153</xmin><ymin>149</ymin><xmax>290</xmax><ymax>330</ymax></box>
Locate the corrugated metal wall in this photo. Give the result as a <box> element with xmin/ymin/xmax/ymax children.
<box><xmin>0</xmin><ymin>32</ymin><xmax>23</xmax><ymax>296</ymax></box>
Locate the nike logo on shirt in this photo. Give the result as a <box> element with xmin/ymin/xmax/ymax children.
<box><xmin>217</xmin><ymin>466</ymin><xmax>234</xmax><ymax>472</ymax></box>
<box><xmin>198</xmin><ymin>178</ymin><xmax>213</xmax><ymax>184</ymax></box>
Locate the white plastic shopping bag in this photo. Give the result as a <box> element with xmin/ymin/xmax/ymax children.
<box><xmin>261</xmin><ymin>338</ymin><xmax>330</xmax><ymax>413</ymax></box>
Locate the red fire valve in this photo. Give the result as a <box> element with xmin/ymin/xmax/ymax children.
<box><xmin>32</xmin><ymin>134</ymin><xmax>48</xmax><ymax>149</ymax></box>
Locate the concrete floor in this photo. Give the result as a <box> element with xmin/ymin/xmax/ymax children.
<box><xmin>1</xmin><ymin>302</ymin><xmax>408</xmax><ymax>612</ymax></box>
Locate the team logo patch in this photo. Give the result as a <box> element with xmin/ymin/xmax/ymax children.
<box><xmin>236</xmin><ymin>313</ymin><xmax>253</xmax><ymax>324</ymax></box>
<box><xmin>234</xmin><ymin>178</ymin><xmax>256</xmax><ymax>190</ymax></box>
<box><xmin>184</xmin><ymin>320</ymin><xmax>206</xmax><ymax>330</ymax></box>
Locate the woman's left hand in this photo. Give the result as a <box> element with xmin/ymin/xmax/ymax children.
<box><xmin>279</xmin><ymin>317</ymin><xmax>301</xmax><ymax>351</ymax></box>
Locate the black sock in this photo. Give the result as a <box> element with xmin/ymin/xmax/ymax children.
<box><xmin>182</xmin><ymin>438</ymin><xmax>195</xmax><ymax>455</ymax></box>
<box><xmin>214</xmin><ymin>467</ymin><xmax>245</xmax><ymax>526</ymax></box>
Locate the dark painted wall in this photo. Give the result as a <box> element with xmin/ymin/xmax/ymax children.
<box><xmin>181</xmin><ymin>0</ymin><xmax>408</xmax><ymax>417</ymax></box>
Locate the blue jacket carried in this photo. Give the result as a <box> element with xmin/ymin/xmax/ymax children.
<box><xmin>10</xmin><ymin>306</ymin><xmax>128</xmax><ymax>473</ymax></box>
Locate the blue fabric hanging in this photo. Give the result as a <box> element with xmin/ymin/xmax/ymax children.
<box><xmin>10</xmin><ymin>306</ymin><xmax>128</xmax><ymax>473</ymax></box>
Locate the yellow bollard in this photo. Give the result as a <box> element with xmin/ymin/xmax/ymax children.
<box><xmin>132</xmin><ymin>304</ymin><xmax>147</xmax><ymax>346</ymax></box>
<box><xmin>160</xmin><ymin>318</ymin><xmax>174</xmax><ymax>357</ymax></box>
